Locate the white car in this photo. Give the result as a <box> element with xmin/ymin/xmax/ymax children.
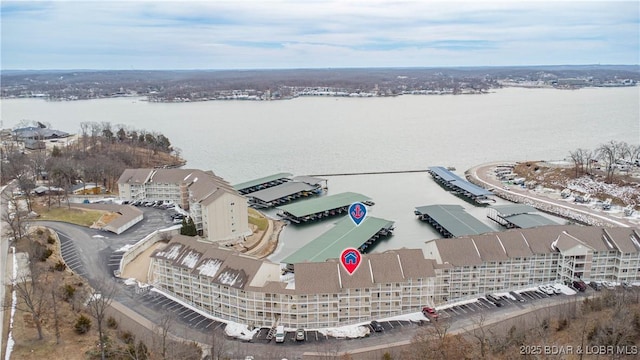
<box><xmin>538</xmin><ymin>285</ymin><xmax>554</xmax><ymax>295</ymax></box>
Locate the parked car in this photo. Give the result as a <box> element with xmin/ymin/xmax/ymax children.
<box><xmin>589</xmin><ymin>281</ymin><xmax>602</xmax><ymax>291</ymax></box>
<box><xmin>422</xmin><ymin>306</ymin><xmax>439</xmax><ymax>319</ymax></box>
<box><xmin>551</xmin><ymin>284</ymin><xmax>563</xmax><ymax>294</ymax></box>
<box><xmin>538</xmin><ymin>285</ymin><xmax>555</xmax><ymax>296</ymax></box>
<box><xmin>573</xmin><ymin>280</ymin><xmax>587</xmax><ymax>292</ymax></box>
<box><xmin>295</xmin><ymin>328</ymin><xmax>305</xmax><ymax>341</ymax></box>
<box><xmin>370</xmin><ymin>320</ymin><xmax>384</xmax><ymax>332</ymax></box>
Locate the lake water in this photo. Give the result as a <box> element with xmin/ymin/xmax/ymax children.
<box><xmin>2</xmin><ymin>87</ymin><xmax>639</xmax><ymax>261</ymax></box>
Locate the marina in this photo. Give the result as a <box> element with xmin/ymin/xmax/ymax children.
<box><xmin>487</xmin><ymin>204</ymin><xmax>559</xmax><ymax>229</ymax></box>
<box><xmin>233</xmin><ymin>172</ymin><xmax>293</xmax><ymax>195</ymax></box>
<box><xmin>428</xmin><ymin>166</ymin><xmax>495</xmax><ymax>204</ymax></box>
<box><xmin>414</xmin><ymin>204</ymin><xmax>494</xmax><ymax>238</ymax></box>
<box><xmin>277</xmin><ymin>192</ymin><xmax>374</xmax><ymax>224</ymax></box>
<box><xmin>282</xmin><ymin>216</ymin><xmax>395</xmax><ymax>268</ymax></box>
<box><xmin>245</xmin><ymin>181</ymin><xmax>323</xmax><ymax>209</ymax></box>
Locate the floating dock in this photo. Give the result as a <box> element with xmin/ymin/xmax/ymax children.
<box><xmin>233</xmin><ymin>173</ymin><xmax>293</xmax><ymax>195</ymax></box>
<box><xmin>246</xmin><ymin>181</ymin><xmax>323</xmax><ymax>209</ymax></box>
<box><xmin>487</xmin><ymin>204</ymin><xmax>558</xmax><ymax>229</ymax></box>
<box><xmin>414</xmin><ymin>204</ymin><xmax>493</xmax><ymax>238</ymax></box>
<box><xmin>282</xmin><ymin>216</ymin><xmax>395</xmax><ymax>267</ymax></box>
<box><xmin>428</xmin><ymin>166</ymin><xmax>494</xmax><ymax>204</ymax></box>
<box><xmin>277</xmin><ymin>192</ymin><xmax>374</xmax><ymax>224</ymax></box>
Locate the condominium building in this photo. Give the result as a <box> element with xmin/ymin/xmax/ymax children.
<box><xmin>149</xmin><ymin>225</ymin><xmax>640</xmax><ymax>329</ymax></box>
<box><xmin>117</xmin><ymin>168</ymin><xmax>250</xmax><ymax>242</ymax></box>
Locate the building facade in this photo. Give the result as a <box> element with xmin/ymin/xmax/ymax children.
<box><xmin>149</xmin><ymin>225</ymin><xmax>640</xmax><ymax>329</ymax></box>
<box><xmin>118</xmin><ymin>168</ymin><xmax>250</xmax><ymax>242</ymax></box>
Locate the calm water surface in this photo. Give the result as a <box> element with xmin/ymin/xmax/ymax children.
<box><xmin>3</xmin><ymin>87</ymin><xmax>639</xmax><ymax>260</ymax></box>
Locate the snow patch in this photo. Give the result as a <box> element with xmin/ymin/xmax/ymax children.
<box><xmin>495</xmin><ymin>292</ymin><xmax>517</xmax><ymax>301</ymax></box>
<box><xmin>180</xmin><ymin>250</ymin><xmax>201</xmax><ymax>269</ymax></box>
<box><xmin>224</xmin><ymin>322</ymin><xmax>259</xmax><ymax>341</ymax></box>
<box><xmin>115</xmin><ymin>244</ymin><xmax>134</xmax><ymax>253</ymax></box>
<box><xmin>554</xmin><ymin>284</ymin><xmax>577</xmax><ymax>295</ymax></box>
<box><xmin>155</xmin><ymin>244</ymin><xmax>182</xmax><ymax>260</ymax></box>
<box><xmin>217</xmin><ymin>271</ymin><xmax>244</xmax><ymax>287</ymax></box>
<box><xmin>197</xmin><ymin>259</ymin><xmax>223</xmax><ymax>277</ymax></box>
<box><xmin>435</xmin><ymin>297</ymin><xmax>479</xmax><ymax>311</ymax></box>
<box><xmin>318</xmin><ymin>325</ymin><xmax>370</xmax><ymax>339</ymax></box>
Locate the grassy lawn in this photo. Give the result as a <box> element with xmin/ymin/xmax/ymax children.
<box><xmin>248</xmin><ymin>208</ymin><xmax>268</xmax><ymax>231</ymax></box>
<box><xmin>34</xmin><ymin>205</ymin><xmax>104</xmax><ymax>227</ymax></box>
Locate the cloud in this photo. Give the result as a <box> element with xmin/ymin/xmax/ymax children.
<box><xmin>1</xmin><ymin>0</ymin><xmax>638</xmax><ymax>69</ymax></box>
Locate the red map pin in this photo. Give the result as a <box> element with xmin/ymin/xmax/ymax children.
<box><xmin>340</xmin><ymin>248</ymin><xmax>362</xmax><ymax>275</ymax></box>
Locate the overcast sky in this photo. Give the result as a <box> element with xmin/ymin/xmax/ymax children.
<box><xmin>1</xmin><ymin>0</ymin><xmax>638</xmax><ymax>70</ymax></box>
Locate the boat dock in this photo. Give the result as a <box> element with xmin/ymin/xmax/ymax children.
<box><xmin>414</xmin><ymin>204</ymin><xmax>494</xmax><ymax>238</ymax></box>
<box><xmin>233</xmin><ymin>173</ymin><xmax>293</xmax><ymax>195</ymax></box>
<box><xmin>428</xmin><ymin>166</ymin><xmax>494</xmax><ymax>204</ymax></box>
<box><xmin>246</xmin><ymin>181</ymin><xmax>324</xmax><ymax>209</ymax></box>
<box><xmin>487</xmin><ymin>204</ymin><xmax>559</xmax><ymax>229</ymax></box>
<box><xmin>282</xmin><ymin>216</ymin><xmax>395</xmax><ymax>268</ymax></box>
<box><xmin>277</xmin><ymin>192</ymin><xmax>374</xmax><ymax>224</ymax></box>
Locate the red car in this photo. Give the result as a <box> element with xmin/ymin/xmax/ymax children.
<box><xmin>422</xmin><ymin>306</ymin><xmax>438</xmax><ymax>319</ymax></box>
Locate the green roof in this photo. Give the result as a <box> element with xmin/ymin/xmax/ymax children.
<box><xmin>278</xmin><ymin>192</ymin><xmax>371</xmax><ymax>217</ymax></box>
<box><xmin>283</xmin><ymin>216</ymin><xmax>394</xmax><ymax>264</ymax></box>
<box><xmin>504</xmin><ymin>214</ymin><xmax>559</xmax><ymax>228</ymax></box>
<box><xmin>491</xmin><ymin>204</ymin><xmax>537</xmax><ymax>216</ymax></box>
<box><xmin>415</xmin><ymin>204</ymin><xmax>493</xmax><ymax>237</ymax></box>
<box><xmin>232</xmin><ymin>173</ymin><xmax>292</xmax><ymax>190</ymax></box>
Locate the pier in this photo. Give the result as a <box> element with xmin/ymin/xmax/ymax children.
<box><xmin>282</xmin><ymin>216</ymin><xmax>395</xmax><ymax>267</ymax></box>
<box><xmin>277</xmin><ymin>192</ymin><xmax>374</xmax><ymax>224</ymax></box>
<box><xmin>246</xmin><ymin>181</ymin><xmax>323</xmax><ymax>209</ymax></box>
<box><xmin>233</xmin><ymin>173</ymin><xmax>293</xmax><ymax>195</ymax></box>
<box><xmin>487</xmin><ymin>204</ymin><xmax>559</xmax><ymax>229</ymax></box>
<box><xmin>428</xmin><ymin>166</ymin><xmax>495</xmax><ymax>204</ymax></box>
<box><xmin>414</xmin><ymin>204</ymin><xmax>493</xmax><ymax>238</ymax></box>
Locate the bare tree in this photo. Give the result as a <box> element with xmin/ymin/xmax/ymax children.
<box><xmin>50</xmin><ymin>282</ymin><xmax>62</xmax><ymax>344</ymax></box>
<box><xmin>208</xmin><ymin>327</ymin><xmax>230</xmax><ymax>360</ymax></box>
<box><xmin>153</xmin><ymin>311</ymin><xmax>175</xmax><ymax>360</ymax></box>
<box><xmin>85</xmin><ymin>278</ymin><xmax>119</xmax><ymax>360</ymax></box>
<box><xmin>10</xmin><ymin>246</ymin><xmax>49</xmax><ymax>340</ymax></box>
<box><xmin>1</xmin><ymin>191</ymin><xmax>27</xmax><ymax>242</ymax></box>
<box><xmin>469</xmin><ymin>313</ymin><xmax>489</xmax><ymax>359</ymax></box>
<box><xmin>596</xmin><ymin>140</ymin><xmax>623</xmax><ymax>182</ymax></box>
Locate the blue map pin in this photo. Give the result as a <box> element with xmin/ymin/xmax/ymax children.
<box><xmin>348</xmin><ymin>202</ymin><xmax>367</xmax><ymax>226</ymax></box>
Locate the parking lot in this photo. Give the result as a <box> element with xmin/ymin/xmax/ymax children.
<box><xmin>57</xmin><ymin>231</ymin><xmax>87</xmax><ymax>277</ymax></box>
<box><xmin>133</xmin><ymin>289</ymin><xmax>224</xmax><ymax>332</ymax></box>
<box><xmin>436</xmin><ymin>287</ymin><xmax>575</xmax><ymax>319</ymax></box>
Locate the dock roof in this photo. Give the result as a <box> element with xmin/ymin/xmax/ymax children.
<box><xmin>429</xmin><ymin>166</ymin><xmax>492</xmax><ymax>196</ymax></box>
<box><xmin>278</xmin><ymin>192</ymin><xmax>371</xmax><ymax>217</ymax></box>
<box><xmin>503</xmin><ymin>213</ymin><xmax>559</xmax><ymax>229</ymax></box>
<box><xmin>232</xmin><ymin>172</ymin><xmax>292</xmax><ymax>191</ymax></box>
<box><xmin>415</xmin><ymin>204</ymin><xmax>494</xmax><ymax>237</ymax></box>
<box><xmin>491</xmin><ymin>204</ymin><xmax>538</xmax><ymax>216</ymax></box>
<box><xmin>283</xmin><ymin>216</ymin><xmax>394</xmax><ymax>264</ymax></box>
<box><xmin>246</xmin><ymin>182</ymin><xmax>318</xmax><ymax>203</ymax></box>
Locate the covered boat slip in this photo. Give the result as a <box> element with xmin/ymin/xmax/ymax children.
<box><xmin>428</xmin><ymin>166</ymin><xmax>494</xmax><ymax>204</ymax></box>
<box><xmin>414</xmin><ymin>204</ymin><xmax>493</xmax><ymax>238</ymax></box>
<box><xmin>246</xmin><ymin>181</ymin><xmax>323</xmax><ymax>209</ymax></box>
<box><xmin>487</xmin><ymin>204</ymin><xmax>559</xmax><ymax>229</ymax></box>
<box><xmin>283</xmin><ymin>216</ymin><xmax>395</xmax><ymax>266</ymax></box>
<box><xmin>277</xmin><ymin>192</ymin><xmax>374</xmax><ymax>224</ymax></box>
<box><xmin>232</xmin><ymin>172</ymin><xmax>293</xmax><ymax>195</ymax></box>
